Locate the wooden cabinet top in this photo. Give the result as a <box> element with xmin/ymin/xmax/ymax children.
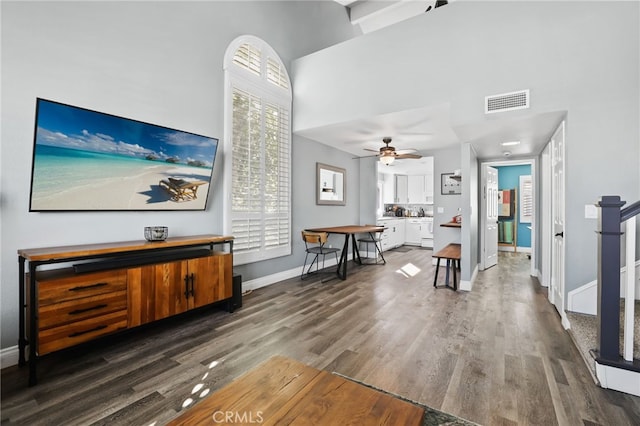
<box><xmin>18</xmin><ymin>234</ymin><xmax>233</xmax><ymax>262</ymax></box>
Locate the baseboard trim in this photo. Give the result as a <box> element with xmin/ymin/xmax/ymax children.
<box><xmin>459</xmin><ymin>264</ymin><xmax>478</xmax><ymax>291</ymax></box>
<box><xmin>567</xmin><ymin>280</ymin><xmax>597</xmax><ymax>315</ymax></box>
<box><xmin>596</xmin><ymin>361</ymin><xmax>640</xmax><ymax>396</ymax></box>
<box><xmin>242</xmin><ymin>256</ymin><xmax>341</xmax><ymax>292</ymax></box>
<box><xmin>567</xmin><ymin>259</ymin><xmax>640</xmax><ymax>315</ymax></box>
<box><xmin>1</xmin><ymin>345</ymin><xmax>19</xmax><ymax>369</ymax></box>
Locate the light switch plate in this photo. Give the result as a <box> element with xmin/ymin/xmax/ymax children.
<box><xmin>437</xmin><ymin>207</ymin><xmax>444</xmax><ymax>214</ymax></box>
<box><xmin>585</xmin><ymin>204</ymin><xmax>598</xmax><ymax>219</ymax></box>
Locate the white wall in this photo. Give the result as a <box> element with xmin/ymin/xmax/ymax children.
<box><xmin>431</xmin><ymin>146</ymin><xmax>462</xmax><ymax>252</ymax></box>
<box><xmin>292</xmin><ymin>1</ymin><xmax>640</xmax><ymax>301</ymax></box>
<box><xmin>0</xmin><ymin>1</ymin><xmax>358</xmax><ymax>350</ymax></box>
<box><xmin>461</xmin><ymin>142</ymin><xmax>478</xmax><ymax>284</ymax></box>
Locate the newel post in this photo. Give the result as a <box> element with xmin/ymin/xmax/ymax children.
<box><xmin>596</xmin><ymin>195</ymin><xmax>626</xmax><ymax>361</ymax></box>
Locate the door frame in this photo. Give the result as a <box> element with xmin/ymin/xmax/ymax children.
<box><xmin>479</xmin><ymin>158</ymin><xmax>537</xmax><ymax>276</ymax></box>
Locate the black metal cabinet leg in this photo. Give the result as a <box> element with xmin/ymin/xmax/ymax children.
<box><xmin>433</xmin><ymin>258</ymin><xmax>440</xmax><ymax>287</ymax></box>
<box><xmin>18</xmin><ymin>256</ymin><xmax>26</xmax><ymax>367</ymax></box>
<box><xmin>28</xmin><ymin>261</ymin><xmax>38</xmax><ymax>386</ymax></box>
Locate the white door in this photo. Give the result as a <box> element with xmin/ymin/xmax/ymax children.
<box><xmin>483</xmin><ymin>166</ymin><xmax>499</xmax><ymax>269</ymax></box>
<box><xmin>551</xmin><ymin>121</ymin><xmax>565</xmax><ymax>317</ymax></box>
<box><xmin>541</xmin><ymin>145</ymin><xmax>552</xmax><ymax>288</ymax></box>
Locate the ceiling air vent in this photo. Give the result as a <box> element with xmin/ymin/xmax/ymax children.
<box><xmin>485</xmin><ymin>89</ymin><xmax>530</xmax><ymax>114</ymax></box>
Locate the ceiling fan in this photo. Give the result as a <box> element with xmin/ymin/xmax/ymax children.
<box><xmin>361</xmin><ymin>137</ymin><xmax>422</xmax><ymax>165</ymax></box>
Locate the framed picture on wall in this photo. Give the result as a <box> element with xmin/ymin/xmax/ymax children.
<box><xmin>441</xmin><ymin>173</ymin><xmax>461</xmax><ymax>195</ymax></box>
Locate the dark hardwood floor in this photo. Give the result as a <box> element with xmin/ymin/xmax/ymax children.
<box><xmin>2</xmin><ymin>248</ymin><xmax>640</xmax><ymax>425</ymax></box>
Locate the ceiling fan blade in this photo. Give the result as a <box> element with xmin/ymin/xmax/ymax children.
<box><xmin>395</xmin><ymin>149</ymin><xmax>419</xmax><ymax>155</ymax></box>
<box><xmin>364</xmin><ymin>148</ymin><xmax>381</xmax><ymax>153</ymax></box>
<box><xmin>352</xmin><ymin>154</ymin><xmax>381</xmax><ymax>159</ymax></box>
<box><xmin>395</xmin><ymin>153</ymin><xmax>423</xmax><ymax>159</ymax></box>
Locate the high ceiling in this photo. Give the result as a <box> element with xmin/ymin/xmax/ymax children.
<box><xmin>300</xmin><ymin>1</ymin><xmax>566</xmax><ymax>162</ymax></box>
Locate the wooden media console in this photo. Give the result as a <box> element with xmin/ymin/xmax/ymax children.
<box><xmin>18</xmin><ymin>234</ymin><xmax>234</xmax><ymax>386</ymax></box>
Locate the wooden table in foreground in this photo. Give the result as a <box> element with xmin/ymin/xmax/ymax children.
<box><xmin>167</xmin><ymin>355</ymin><xmax>424</xmax><ymax>426</ymax></box>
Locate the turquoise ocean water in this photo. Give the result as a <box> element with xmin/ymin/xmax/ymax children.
<box><xmin>31</xmin><ymin>145</ymin><xmax>211</xmax><ymax>199</ymax></box>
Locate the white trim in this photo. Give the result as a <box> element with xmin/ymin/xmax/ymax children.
<box><xmin>242</xmin><ymin>256</ymin><xmax>341</xmax><ymax>292</ymax></box>
<box><xmin>497</xmin><ymin>246</ymin><xmax>532</xmax><ymax>253</ymax></box>
<box><xmin>561</xmin><ymin>311</ymin><xmax>571</xmax><ymax>330</ymax></box>
<box><xmin>567</xmin><ymin>280</ymin><xmax>598</xmax><ymax>315</ymax></box>
<box><xmin>596</xmin><ymin>362</ymin><xmax>640</xmax><ymax>396</ymax></box>
<box><xmin>536</xmin><ymin>268</ymin><xmax>548</xmax><ymax>287</ymax></box>
<box><xmin>567</xmin><ymin>259</ymin><xmax>640</xmax><ymax>315</ymax></box>
<box><xmin>1</xmin><ymin>345</ymin><xmax>19</xmax><ymax>369</ymax></box>
<box><xmin>459</xmin><ymin>264</ymin><xmax>478</xmax><ymax>291</ymax></box>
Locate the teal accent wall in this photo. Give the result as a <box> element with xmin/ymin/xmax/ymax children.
<box><xmin>496</xmin><ymin>165</ymin><xmax>532</xmax><ymax>248</ymax></box>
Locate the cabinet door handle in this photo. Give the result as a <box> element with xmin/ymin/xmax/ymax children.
<box><xmin>184</xmin><ymin>275</ymin><xmax>190</xmax><ymax>298</ymax></box>
<box><xmin>189</xmin><ymin>273</ymin><xmax>195</xmax><ymax>297</ymax></box>
<box><xmin>68</xmin><ymin>304</ymin><xmax>107</xmax><ymax>315</ymax></box>
<box><xmin>68</xmin><ymin>282</ymin><xmax>108</xmax><ymax>292</ymax></box>
<box><xmin>68</xmin><ymin>325</ymin><xmax>107</xmax><ymax>337</ymax></box>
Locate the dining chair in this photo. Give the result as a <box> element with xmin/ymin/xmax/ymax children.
<box><xmin>357</xmin><ymin>225</ymin><xmax>386</xmax><ymax>265</ymax></box>
<box><xmin>301</xmin><ymin>231</ymin><xmax>341</xmax><ymax>280</ymax></box>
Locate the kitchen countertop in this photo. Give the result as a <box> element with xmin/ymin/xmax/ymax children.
<box><xmin>378</xmin><ymin>216</ymin><xmax>433</xmax><ymax>220</ymax></box>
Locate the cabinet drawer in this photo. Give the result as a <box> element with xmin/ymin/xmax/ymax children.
<box><xmin>38</xmin><ymin>269</ymin><xmax>127</xmax><ymax>305</ymax></box>
<box><xmin>38</xmin><ymin>310</ymin><xmax>127</xmax><ymax>355</ymax></box>
<box><xmin>39</xmin><ymin>290</ymin><xmax>127</xmax><ymax>330</ymax></box>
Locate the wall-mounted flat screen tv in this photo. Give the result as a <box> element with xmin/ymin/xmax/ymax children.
<box><xmin>29</xmin><ymin>98</ymin><xmax>218</xmax><ymax>211</ymax></box>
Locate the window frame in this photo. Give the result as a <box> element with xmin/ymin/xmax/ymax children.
<box><xmin>223</xmin><ymin>35</ymin><xmax>292</xmax><ymax>265</ymax></box>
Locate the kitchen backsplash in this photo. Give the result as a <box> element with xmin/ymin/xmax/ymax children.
<box><xmin>383</xmin><ymin>204</ymin><xmax>434</xmax><ymax>217</ymax></box>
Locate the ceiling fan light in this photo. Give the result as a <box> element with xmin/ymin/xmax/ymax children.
<box><xmin>380</xmin><ymin>155</ymin><xmax>395</xmax><ymax>165</ymax></box>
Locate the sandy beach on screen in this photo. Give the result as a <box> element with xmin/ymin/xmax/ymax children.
<box><xmin>32</xmin><ymin>165</ymin><xmax>211</xmax><ymax>210</ymax></box>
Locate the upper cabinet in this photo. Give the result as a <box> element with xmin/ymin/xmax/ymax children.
<box><xmin>406</xmin><ymin>175</ymin><xmax>435</xmax><ymax>204</ymax></box>
<box><xmin>407</xmin><ymin>175</ymin><xmax>423</xmax><ymax>204</ymax></box>
<box><xmin>382</xmin><ymin>173</ymin><xmax>395</xmax><ymax>204</ymax></box>
<box><xmin>379</xmin><ymin>156</ymin><xmax>434</xmax><ymax>205</ymax></box>
<box><xmin>395</xmin><ymin>175</ymin><xmax>408</xmax><ymax>204</ymax></box>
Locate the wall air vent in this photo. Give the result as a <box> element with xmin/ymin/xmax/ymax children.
<box><xmin>485</xmin><ymin>89</ymin><xmax>530</xmax><ymax>114</ymax></box>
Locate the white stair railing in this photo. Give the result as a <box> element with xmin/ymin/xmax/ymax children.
<box><xmin>623</xmin><ymin>217</ymin><xmax>637</xmax><ymax>361</ymax></box>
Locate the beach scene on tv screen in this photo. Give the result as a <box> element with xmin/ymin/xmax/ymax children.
<box><xmin>29</xmin><ymin>99</ymin><xmax>218</xmax><ymax>211</ymax></box>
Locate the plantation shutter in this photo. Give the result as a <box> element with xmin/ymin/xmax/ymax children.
<box><xmin>266</xmin><ymin>57</ymin><xmax>289</xmax><ymax>90</ymax></box>
<box><xmin>519</xmin><ymin>175</ymin><xmax>533</xmax><ymax>224</ymax></box>
<box><xmin>233</xmin><ymin>43</ymin><xmax>261</xmax><ymax>77</ymax></box>
<box><xmin>226</xmin><ymin>36</ymin><xmax>291</xmax><ymax>264</ymax></box>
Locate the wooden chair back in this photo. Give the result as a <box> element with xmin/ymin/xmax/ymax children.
<box><xmin>301</xmin><ymin>231</ymin><xmax>328</xmax><ymax>245</ymax></box>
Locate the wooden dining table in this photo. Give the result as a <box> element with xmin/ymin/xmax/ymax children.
<box><xmin>305</xmin><ymin>224</ymin><xmax>385</xmax><ymax>280</ymax></box>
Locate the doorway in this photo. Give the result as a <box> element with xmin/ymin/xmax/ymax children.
<box><xmin>480</xmin><ymin>159</ymin><xmax>536</xmax><ymax>276</ymax></box>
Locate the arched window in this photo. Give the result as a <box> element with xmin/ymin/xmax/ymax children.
<box><xmin>224</xmin><ymin>36</ymin><xmax>292</xmax><ymax>265</ymax></box>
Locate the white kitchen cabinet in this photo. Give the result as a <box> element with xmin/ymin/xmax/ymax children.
<box><xmin>381</xmin><ymin>173</ymin><xmax>395</xmax><ymax>204</ymax></box>
<box><xmin>425</xmin><ymin>173</ymin><xmax>434</xmax><ymax>201</ymax></box>
<box><xmin>377</xmin><ymin>218</ymin><xmax>405</xmax><ymax>251</ymax></box>
<box><xmin>394</xmin><ymin>175</ymin><xmax>408</xmax><ymax>204</ymax></box>
<box><xmin>407</xmin><ymin>175</ymin><xmax>424</xmax><ymax>204</ymax></box>
<box><xmin>405</xmin><ymin>219</ymin><xmax>422</xmax><ymax>245</ymax></box>
<box><xmin>393</xmin><ymin>219</ymin><xmax>406</xmax><ymax>247</ymax></box>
